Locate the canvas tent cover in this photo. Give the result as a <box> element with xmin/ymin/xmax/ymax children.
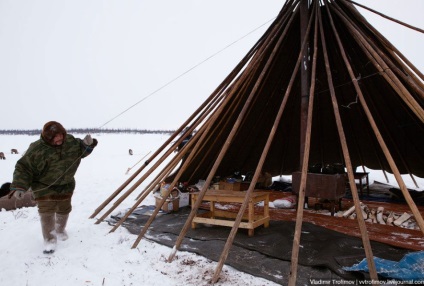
<box><xmin>168</xmin><ymin>0</ymin><xmax>424</xmax><ymax>184</ymax></box>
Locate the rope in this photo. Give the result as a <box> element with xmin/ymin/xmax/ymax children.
<box><xmin>97</xmin><ymin>17</ymin><xmax>276</xmax><ymax>129</ymax></box>
<box><xmin>29</xmin><ymin>147</ymin><xmax>90</xmax><ymax>195</ymax></box>
<box><xmin>9</xmin><ymin>146</ymin><xmax>91</xmax><ymax>200</ymax></box>
<box><xmin>13</xmin><ymin>17</ymin><xmax>279</xmax><ymax>198</ymax></box>
<box><xmin>347</xmin><ymin>0</ymin><xmax>424</xmax><ymax>34</ymax></box>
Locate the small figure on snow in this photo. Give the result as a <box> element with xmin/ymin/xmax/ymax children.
<box><xmin>176</xmin><ymin>127</ymin><xmax>193</xmax><ymax>152</ymax></box>
<box><xmin>10</xmin><ymin>121</ymin><xmax>98</xmax><ymax>254</ymax></box>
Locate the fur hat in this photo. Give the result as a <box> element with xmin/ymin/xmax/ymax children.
<box><xmin>42</xmin><ymin>121</ymin><xmax>67</xmax><ymax>144</ymax></box>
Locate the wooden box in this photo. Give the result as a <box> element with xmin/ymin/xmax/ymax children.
<box><xmin>219</xmin><ymin>181</ymin><xmax>250</xmax><ymax>192</ymax></box>
<box><xmin>292</xmin><ymin>172</ymin><xmax>345</xmax><ymax>200</ymax></box>
<box><xmin>155</xmin><ymin>196</ymin><xmax>179</xmax><ymax>212</ymax></box>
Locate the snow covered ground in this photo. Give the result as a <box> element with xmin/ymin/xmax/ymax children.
<box><xmin>0</xmin><ymin>133</ymin><xmax>281</xmax><ymax>286</ymax></box>
<box><xmin>0</xmin><ymin>133</ymin><xmax>422</xmax><ymax>286</ymax></box>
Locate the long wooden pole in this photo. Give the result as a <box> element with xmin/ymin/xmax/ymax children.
<box><xmin>212</xmin><ymin>2</ymin><xmax>306</xmax><ymax>284</ymax></box>
<box><xmin>110</xmin><ymin>146</ymin><xmax>187</xmax><ymax>234</ymax></box>
<box><xmin>332</xmin><ymin>2</ymin><xmax>422</xmax><ymax>188</ymax></box>
<box><xmin>346</xmin><ymin>0</ymin><xmax>424</xmax><ymax>86</ymax></box>
<box><xmin>94</xmin><ymin>73</ymin><xmax>241</xmax><ymax>224</ymax></box>
<box><xmin>321</xmin><ymin>2</ymin><xmax>379</xmax><ymax>281</ymax></box>
<box><xmin>89</xmin><ymin>94</ymin><xmax>215</xmax><ymax>220</ymax></box>
<box><xmin>299</xmin><ymin>0</ymin><xmax>310</xmax><ymax>167</ymax></box>
<box><xmin>289</xmin><ymin>1</ymin><xmax>318</xmax><ymax>284</ymax></box>
<box><xmin>335</xmin><ymin>4</ymin><xmax>424</xmax><ymax>122</ymax></box>
<box><xmin>114</xmin><ymin>12</ymin><xmax>276</xmax><ymax>243</ymax></box>
<box><xmin>130</xmin><ymin>37</ymin><xmax>268</xmax><ymax>246</ymax></box>
<box><xmin>88</xmin><ymin>27</ymin><xmax>266</xmax><ymax>220</ymax></box>
<box><xmin>347</xmin><ymin>0</ymin><xmax>424</xmax><ymax>34</ymax></box>
<box><xmin>329</xmin><ymin>2</ymin><xmax>424</xmax><ymax>234</ymax></box>
<box><xmin>168</xmin><ymin>0</ymin><xmax>300</xmax><ymax>265</ymax></box>
<box><xmin>130</xmin><ymin>96</ymin><xmax>235</xmax><ymax>246</ymax></box>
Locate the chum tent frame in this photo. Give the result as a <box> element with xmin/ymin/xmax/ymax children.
<box><xmin>91</xmin><ymin>0</ymin><xmax>424</xmax><ymax>284</ymax></box>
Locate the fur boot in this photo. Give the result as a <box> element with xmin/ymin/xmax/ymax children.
<box><xmin>39</xmin><ymin>213</ymin><xmax>57</xmax><ymax>254</ymax></box>
<box><xmin>55</xmin><ymin>213</ymin><xmax>69</xmax><ymax>241</ymax></box>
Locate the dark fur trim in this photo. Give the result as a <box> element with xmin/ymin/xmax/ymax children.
<box><xmin>42</xmin><ymin>121</ymin><xmax>67</xmax><ymax>144</ymax></box>
<box><xmin>0</xmin><ymin>182</ymin><xmax>11</xmax><ymax>198</ymax></box>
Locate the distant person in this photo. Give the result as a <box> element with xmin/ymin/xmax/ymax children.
<box><xmin>10</xmin><ymin>121</ymin><xmax>98</xmax><ymax>254</ymax></box>
<box><xmin>177</xmin><ymin>127</ymin><xmax>193</xmax><ymax>152</ymax></box>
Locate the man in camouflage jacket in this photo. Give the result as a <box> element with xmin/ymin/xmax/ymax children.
<box><xmin>10</xmin><ymin>121</ymin><xmax>98</xmax><ymax>254</ymax></box>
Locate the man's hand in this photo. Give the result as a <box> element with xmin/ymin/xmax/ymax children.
<box><xmin>83</xmin><ymin>134</ymin><xmax>93</xmax><ymax>146</ymax></box>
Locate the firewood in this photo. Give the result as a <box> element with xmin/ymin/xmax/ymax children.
<box><xmin>362</xmin><ymin>204</ymin><xmax>371</xmax><ymax>219</ymax></box>
<box><xmin>367</xmin><ymin>209</ymin><xmax>375</xmax><ymax>223</ymax></box>
<box><xmin>393</xmin><ymin>212</ymin><xmax>411</xmax><ymax>226</ymax></box>
<box><xmin>343</xmin><ymin>205</ymin><xmax>356</xmax><ymax>218</ymax></box>
<box><xmin>359</xmin><ymin>203</ymin><xmax>368</xmax><ymax>219</ymax></box>
<box><xmin>386</xmin><ymin>212</ymin><xmax>395</xmax><ymax>225</ymax></box>
<box><xmin>370</xmin><ymin>209</ymin><xmax>377</xmax><ymax>223</ymax></box>
<box><xmin>376</xmin><ymin>207</ymin><xmax>385</xmax><ymax>225</ymax></box>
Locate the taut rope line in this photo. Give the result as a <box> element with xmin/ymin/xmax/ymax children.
<box><xmin>97</xmin><ymin>17</ymin><xmax>276</xmax><ymax>129</ymax></box>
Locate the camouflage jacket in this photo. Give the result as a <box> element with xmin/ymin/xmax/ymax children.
<box><xmin>11</xmin><ymin>134</ymin><xmax>95</xmax><ymax>199</ymax></box>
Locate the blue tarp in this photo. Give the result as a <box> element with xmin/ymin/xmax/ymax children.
<box><xmin>343</xmin><ymin>251</ymin><xmax>424</xmax><ymax>280</ymax></box>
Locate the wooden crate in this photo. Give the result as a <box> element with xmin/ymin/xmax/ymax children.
<box><xmin>292</xmin><ymin>172</ymin><xmax>346</xmax><ymax>200</ymax></box>
<box><xmin>219</xmin><ymin>181</ymin><xmax>250</xmax><ymax>191</ymax></box>
<box><xmin>155</xmin><ymin>196</ymin><xmax>179</xmax><ymax>212</ymax></box>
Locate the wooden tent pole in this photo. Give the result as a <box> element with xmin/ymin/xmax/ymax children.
<box><xmin>129</xmin><ymin>100</ymin><xmax>248</xmax><ymax>247</ymax></box>
<box><xmin>94</xmin><ymin>78</ymin><xmax>237</xmax><ymax>224</ymax></box>
<box><xmin>321</xmin><ymin>2</ymin><xmax>379</xmax><ymax>281</ymax></box>
<box><xmin>347</xmin><ymin>36</ymin><xmax>424</xmax><ymax>230</ymax></box>
<box><xmin>176</xmin><ymin>39</ymin><xmax>267</xmax><ymax>185</ymax></box>
<box><xmin>168</xmin><ymin>0</ymin><xmax>300</xmax><ymax>266</ymax></box>
<box><xmin>110</xmin><ymin>147</ymin><xmax>187</xmax><ymax>234</ymax></box>
<box><xmin>184</xmin><ymin>76</ymin><xmax>258</xmax><ymax>183</ymax></box>
<box><xmin>89</xmin><ymin>32</ymin><xmax>264</xmax><ymax>220</ymax></box>
<box><xmin>94</xmin><ymin>124</ymin><xmax>206</xmax><ymax>224</ymax></box>
<box><xmin>329</xmin><ymin>2</ymin><xmax>424</xmax><ymax>234</ymax></box>
<box><xmin>211</xmin><ymin>7</ymin><xmax>309</xmax><ymax>283</ymax></box>
<box><xmin>132</xmin><ymin>92</ymin><xmax>224</xmax><ymax>201</ymax></box>
<box><xmin>133</xmin><ymin>59</ymin><xmax>260</xmax><ymax>247</ymax></box>
<box><xmin>288</xmin><ymin>2</ymin><xmax>318</xmax><ymax>284</ymax></box>
<box><xmin>212</xmin><ymin>3</ymin><xmax>305</xmax><ymax>283</ymax></box>
<box><xmin>111</xmin><ymin>125</ymin><xmax>207</xmax><ymax>233</ymax></box>
<box><xmin>360</xmin><ymin>117</ymin><xmax>390</xmax><ymax>183</ymax></box>
<box><xmin>133</xmin><ymin>39</ymin><xmax>263</xmax><ymax>201</ymax></box>
<box><xmin>346</xmin><ymin>0</ymin><xmax>424</xmax><ymax>84</ymax></box>
<box><xmin>130</xmin><ymin>96</ymin><xmax>238</xmax><ymax>245</ymax></box>
<box><xmin>347</xmin><ymin>0</ymin><xmax>424</xmax><ymax>34</ymax></box>
<box><xmin>95</xmin><ymin>136</ymin><xmax>190</xmax><ymax>225</ymax></box>
<box><xmin>332</xmin><ymin>2</ymin><xmax>422</xmax><ymax>188</ymax></box>
<box><xmin>89</xmin><ymin>91</ymin><xmax>219</xmax><ymax>220</ymax></box>
<box><xmin>335</xmin><ymin>4</ymin><xmax>424</xmax><ymax>122</ymax></box>
<box><xmin>299</xmin><ymin>0</ymin><xmax>310</xmax><ymax>167</ymax></box>
<box><xmin>339</xmin><ymin>2</ymin><xmax>424</xmax><ymax>99</ymax></box>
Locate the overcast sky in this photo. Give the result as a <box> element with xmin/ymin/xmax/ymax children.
<box><xmin>0</xmin><ymin>0</ymin><xmax>423</xmax><ymax>130</ymax></box>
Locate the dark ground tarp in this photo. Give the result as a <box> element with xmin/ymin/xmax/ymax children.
<box><xmin>108</xmin><ymin>206</ymin><xmax>411</xmax><ymax>285</ymax></box>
